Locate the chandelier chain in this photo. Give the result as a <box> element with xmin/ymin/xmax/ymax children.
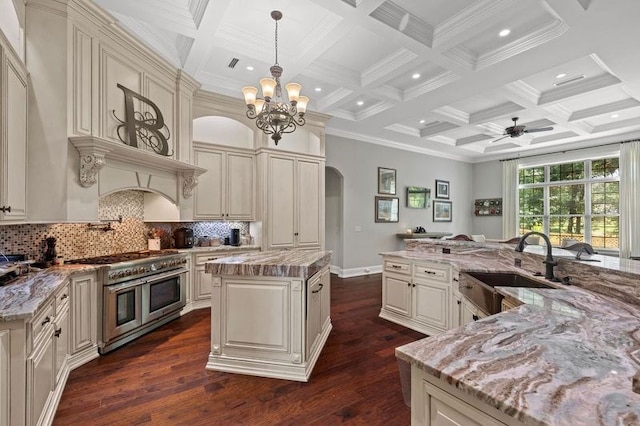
<box><xmin>274</xmin><ymin>19</ymin><xmax>279</xmax><ymax>66</ymax></box>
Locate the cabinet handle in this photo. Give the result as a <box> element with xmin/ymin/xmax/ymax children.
<box><xmin>54</xmin><ymin>328</ymin><xmax>62</xmax><ymax>338</ymax></box>
<box><xmin>457</xmin><ymin>300</ymin><xmax>461</xmax><ymax>305</ymax></box>
<box><xmin>472</xmin><ymin>314</ymin><xmax>479</xmax><ymax>321</ymax></box>
<box><xmin>294</xmin><ymin>232</ymin><xmax>299</xmax><ymax>236</ymax></box>
<box><xmin>207</xmin><ymin>258</ymin><xmax>218</xmax><ymax>261</ymax></box>
<box><xmin>41</xmin><ymin>316</ymin><xmax>51</xmax><ymax>326</ymax></box>
<box><xmin>391</xmin><ymin>265</ymin><xmax>401</xmax><ymax>269</ymax></box>
<box><xmin>312</xmin><ymin>283</ymin><xmax>324</xmax><ymax>294</ymax></box>
<box><xmin>0</xmin><ymin>206</ymin><xmax>11</xmax><ymax>213</ymax></box>
<box><xmin>424</xmin><ymin>270</ymin><xmax>436</xmax><ymax>275</ymax></box>
<box><xmin>453</xmin><ymin>277</ymin><xmax>459</xmax><ymax>282</ymax></box>
<box><xmin>60</xmin><ymin>294</ymin><xmax>68</xmax><ymax>300</ymax></box>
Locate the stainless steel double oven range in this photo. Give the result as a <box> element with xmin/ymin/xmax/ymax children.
<box><xmin>68</xmin><ymin>250</ymin><xmax>188</xmax><ymax>354</ymax></box>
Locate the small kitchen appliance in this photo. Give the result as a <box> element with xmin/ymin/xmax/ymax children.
<box><xmin>173</xmin><ymin>227</ymin><xmax>194</xmax><ymax>248</ymax></box>
<box><xmin>230</xmin><ymin>228</ymin><xmax>241</xmax><ymax>246</ymax></box>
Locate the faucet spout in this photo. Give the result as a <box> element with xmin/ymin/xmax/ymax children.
<box><xmin>514</xmin><ymin>231</ymin><xmax>559</xmax><ymax>281</ymax></box>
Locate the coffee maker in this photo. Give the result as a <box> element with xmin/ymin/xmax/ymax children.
<box><xmin>173</xmin><ymin>228</ymin><xmax>194</xmax><ymax>248</ymax></box>
<box><xmin>230</xmin><ymin>228</ymin><xmax>241</xmax><ymax>246</ymax></box>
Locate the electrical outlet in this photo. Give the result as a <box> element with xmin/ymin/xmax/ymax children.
<box><xmin>355</xmin><ymin>226</ymin><xmax>362</xmax><ymax>232</ymax></box>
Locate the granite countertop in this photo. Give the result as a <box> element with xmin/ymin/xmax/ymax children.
<box><xmin>205</xmin><ymin>249</ymin><xmax>332</xmax><ymax>279</ymax></box>
<box><xmin>396</xmin><ymin>286</ymin><xmax>640</xmax><ymax>425</ymax></box>
<box><xmin>0</xmin><ymin>264</ymin><xmax>99</xmax><ymax>322</ymax></box>
<box><xmin>177</xmin><ymin>245</ymin><xmax>261</xmax><ymax>254</ymax></box>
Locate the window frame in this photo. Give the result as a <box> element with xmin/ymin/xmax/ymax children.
<box><xmin>517</xmin><ymin>156</ymin><xmax>619</xmax><ymax>251</ymax></box>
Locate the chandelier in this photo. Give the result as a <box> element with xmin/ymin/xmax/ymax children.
<box><xmin>242</xmin><ymin>11</ymin><xmax>309</xmax><ymax>145</ymax></box>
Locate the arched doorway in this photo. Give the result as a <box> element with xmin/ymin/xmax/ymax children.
<box><xmin>325</xmin><ymin>166</ymin><xmax>344</xmax><ymax>274</ymax></box>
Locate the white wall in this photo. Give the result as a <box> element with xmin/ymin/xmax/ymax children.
<box><xmin>471</xmin><ymin>160</ymin><xmax>503</xmax><ymax>239</ymax></box>
<box><xmin>326</xmin><ymin>135</ymin><xmax>473</xmax><ymax>272</ymax></box>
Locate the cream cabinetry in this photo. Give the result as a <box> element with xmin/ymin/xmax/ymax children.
<box><xmin>460</xmin><ymin>298</ymin><xmax>489</xmax><ymax>326</ymax></box>
<box><xmin>1</xmin><ymin>272</ymin><xmax>99</xmax><ymax>426</ymax></box>
<box><xmin>0</xmin><ymin>32</ymin><xmax>28</xmax><ymax>222</ymax></box>
<box><xmin>259</xmin><ymin>152</ymin><xmax>324</xmax><ymax>250</ymax></box>
<box><xmin>380</xmin><ymin>257</ymin><xmax>452</xmax><ymax>336</ymax></box>
<box><xmin>193</xmin><ymin>143</ymin><xmax>255</xmax><ymax>221</ymax></box>
<box><xmin>188</xmin><ymin>249</ymin><xmax>260</xmax><ymax>311</ymax></box>
<box><xmin>208</xmin><ymin>264</ymin><xmax>332</xmax><ymax>382</ymax></box>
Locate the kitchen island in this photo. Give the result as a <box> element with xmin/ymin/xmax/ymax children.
<box><xmin>386</xmin><ymin>239</ymin><xmax>640</xmax><ymax>425</ymax></box>
<box><xmin>205</xmin><ymin>249</ymin><xmax>332</xmax><ymax>381</ymax></box>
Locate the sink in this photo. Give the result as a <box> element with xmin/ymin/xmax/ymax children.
<box><xmin>465</xmin><ymin>272</ymin><xmax>557</xmax><ymax>289</ymax></box>
<box><xmin>460</xmin><ymin>271</ymin><xmax>558</xmax><ymax>315</ymax></box>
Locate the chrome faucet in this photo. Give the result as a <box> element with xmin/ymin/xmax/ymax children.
<box><xmin>514</xmin><ymin>231</ymin><xmax>560</xmax><ymax>281</ymax></box>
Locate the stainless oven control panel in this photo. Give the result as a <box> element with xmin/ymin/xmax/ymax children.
<box><xmin>106</xmin><ymin>256</ymin><xmax>188</xmax><ymax>284</ymax></box>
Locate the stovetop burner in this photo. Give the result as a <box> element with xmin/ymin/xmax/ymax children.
<box><xmin>67</xmin><ymin>250</ymin><xmax>180</xmax><ymax>265</ymax></box>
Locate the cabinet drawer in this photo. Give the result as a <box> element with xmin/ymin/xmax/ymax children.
<box><xmin>55</xmin><ymin>282</ymin><xmax>70</xmax><ymax>315</ymax></box>
<box><xmin>195</xmin><ymin>253</ymin><xmax>221</xmax><ymax>265</ymax></box>
<box><xmin>384</xmin><ymin>259</ymin><xmax>411</xmax><ymax>275</ymax></box>
<box><xmin>31</xmin><ymin>300</ymin><xmax>54</xmax><ymax>348</ymax></box>
<box><xmin>414</xmin><ymin>263</ymin><xmax>450</xmax><ymax>282</ymax></box>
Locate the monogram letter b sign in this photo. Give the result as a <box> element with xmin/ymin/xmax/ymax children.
<box><xmin>112</xmin><ymin>84</ymin><xmax>172</xmax><ymax>156</ymax></box>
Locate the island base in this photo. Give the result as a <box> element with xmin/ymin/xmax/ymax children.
<box><xmin>206</xmin><ymin>323</ymin><xmax>332</xmax><ymax>382</ymax></box>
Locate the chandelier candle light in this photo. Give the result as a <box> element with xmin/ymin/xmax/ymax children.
<box><xmin>242</xmin><ymin>10</ymin><xmax>309</xmax><ymax>145</ymax></box>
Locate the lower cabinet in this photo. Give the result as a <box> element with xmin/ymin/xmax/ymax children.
<box><xmin>207</xmin><ymin>265</ymin><xmax>332</xmax><ymax>382</ymax></box>
<box><xmin>411</xmin><ymin>364</ymin><xmax>517</xmax><ymax>425</ymax></box>
<box><xmin>460</xmin><ymin>297</ymin><xmax>489</xmax><ymax>326</ymax></box>
<box><xmin>380</xmin><ymin>257</ymin><xmax>452</xmax><ymax>335</ymax></box>
<box><xmin>2</xmin><ymin>272</ymin><xmax>99</xmax><ymax>426</ymax></box>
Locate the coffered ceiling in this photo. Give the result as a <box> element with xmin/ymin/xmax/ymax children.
<box><xmin>94</xmin><ymin>0</ymin><xmax>640</xmax><ymax>162</ymax></box>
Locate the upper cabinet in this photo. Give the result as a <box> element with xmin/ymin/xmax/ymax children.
<box><xmin>0</xmin><ymin>32</ymin><xmax>27</xmax><ymax>222</ymax></box>
<box><xmin>258</xmin><ymin>152</ymin><xmax>324</xmax><ymax>250</ymax></box>
<box><xmin>193</xmin><ymin>142</ymin><xmax>255</xmax><ymax>221</ymax></box>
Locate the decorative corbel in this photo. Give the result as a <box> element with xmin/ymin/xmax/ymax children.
<box><xmin>182</xmin><ymin>172</ymin><xmax>198</xmax><ymax>198</ymax></box>
<box><xmin>79</xmin><ymin>153</ymin><xmax>106</xmax><ymax>187</ymax></box>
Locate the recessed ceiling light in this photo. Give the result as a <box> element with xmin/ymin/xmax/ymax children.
<box><xmin>412</xmin><ymin>73</ymin><xmax>421</xmax><ymax>79</ymax></box>
<box><xmin>499</xmin><ymin>29</ymin><xmax>510</xmax><ymax>37</ymax></box>
<box><xmin>611</xmin><ymin>114</ymin><xmax>619</xmax><ymax>118</ymax></box>
<box><xmin>246</xmin><ymin>66</ymin><xmax>254</xmax><ymax>71</ymax></box>
<box><xmin>555</xmin><ymin>73</ymin><xmax>567</xmax><ymax>79</ymax></box>
<box><xmin>419</xmin><ymin>119</ymin><xmax>426</xmax><ymax>124</ymax></box>
<box><xmin>314</xmin><ymin>87</ymin><xmax>322</xmax><ymax>92</ymax></box>
<box><xmin>357</xmin><ymin>101</ymin><xmax>364</xmax><ymax>106</ymax></box>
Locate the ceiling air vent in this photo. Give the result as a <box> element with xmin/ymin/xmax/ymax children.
<box><xmin>228</xmin><ymin>58</ymin><xmax>239</xmax><ymax>69</ymax></box>
<box><xmin>554</xmin><ymin>74</ymin><xmax>585</xmax><ymax>87</ymax></box>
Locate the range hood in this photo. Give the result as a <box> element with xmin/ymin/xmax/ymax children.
<box><xmin>69</xmin><ymin>135</ymin><xmax>206</xmax><ymax>203</ymax></box>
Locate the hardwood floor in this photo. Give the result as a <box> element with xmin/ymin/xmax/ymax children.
<box><xmin>54</xmin><ymin>274</ymin><xmax>425</xmax><ymax>425</ymax></box>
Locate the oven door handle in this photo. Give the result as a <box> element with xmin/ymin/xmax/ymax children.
<box><xmin>106</xmin><ymin>278</ymin><xmax>146</xmax><ymax>294</ymax></box>
<box><xmin>144</xmin><ymin>268</ymin><xmax>188</xmax><ymax>285</ymax></box>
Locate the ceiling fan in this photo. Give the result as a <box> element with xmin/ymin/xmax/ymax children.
<box><xmin>491</xmin><ymin>117</ymin><xmax>554</xmax><ymax>143</ymax></box>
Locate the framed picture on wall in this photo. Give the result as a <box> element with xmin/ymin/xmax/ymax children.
<box><xmin>406</xmin><ymin>186</ymin><xmax>430</xmax><ymax>208</ymax></box>
<box><xmin>375</xmin><ymin>196</ymin><xmax>399</xmax><ymax>222</ymax></box>
<box><xmin>433</xmin><ymin>200</ymin><xmax>452</xmax><ymax>222</ymax></box>
<box><xmin>435</xmin><ymin>179</ymin><xmax>450</xmax><ymax>199</ymax></box>
<box><xmin>378</xmin><ymin>167</ymin><xmax>396</xmax><ymax>194</ymax></box>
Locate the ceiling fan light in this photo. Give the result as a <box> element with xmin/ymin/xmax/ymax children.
<box><xmin>285</xmin><ymin>82</ymin><xmax>302</xmax><ymax>103</ymax></box>
<box><xmin>297</xmin><ymin>96</ymin><xmax>309</xmax><ymax>114</ymax></box>
<box><xmin>260</xmin><ymin>78</ymin><xmax>276</xmax><ymax>99</ymax></box>
<box><xmin>242</xmin><ymin>86</ymin><xmax>258</xmax><ymax>106</ymax></box>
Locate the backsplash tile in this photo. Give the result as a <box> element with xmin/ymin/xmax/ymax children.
<box><xmin>0</xmin><ymin>190</ymin><xmax>250</xmax><ymax>260</ymax></box>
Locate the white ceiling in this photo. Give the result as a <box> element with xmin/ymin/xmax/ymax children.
<box><xmin>94</xmin><ymin>0</ymin><xmax>640</xmax><ymax>162</ymax></box>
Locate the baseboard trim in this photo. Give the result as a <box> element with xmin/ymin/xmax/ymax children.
<box><xmin>331</xmin><ymin>265</ymin><xmax>382</xmax><ymax>278</ymax></box>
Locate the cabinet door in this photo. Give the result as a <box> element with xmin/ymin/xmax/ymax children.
<box><xmin>194</xmin><ymin>264</ymin><xmax>213</xmax><ymax>300</ymax></box>
<box><xmin>306</xmin><ymin>276</ymin><xmax>322</xmax><ymax>355</ymax></box>
<box><xmin>320</xmin><ymin>268</ymin><xmax>331</xmax><ymax>331</ymax></box>
<box><xmin>54</xmin><ymin>307</ymin><xmax>69</xmax><ymax>385</ymax></box>
<box><xmin>27</xmin><ymin>332</ymin><xmax>54</xmax><ymax>426</ymax></box>
<box><xmin>296</xmin><ymin>159</ymin><xmax>321</xmax><ymax>248</ymax></box>
<box><xmin>194</xmin><ymin>149</ymin><xmax>224</xmax><ymax>219</ymax></box>
<box><xmin>226</xmin><ymin>152</ymin><xmax>255</xmax><ymax>220</ymax></box>
<box><xmin>268</xmin><ymin>156</ymin><xmax>295</xmax><ymax>248</ymax></box>
<box><xmin>72</xmin><ymin>274</ymin><xmax>96</xmax><ymax>354</ymax></box>
<box><xmin>0</xmin><ymin>330</ymin><xmax>9</xmax><ymax>426</ymax></box>
<box><xmin>382</xmin><ymin>274</ymin><xmax>412</xmax><ymax>317</ymax></box>
<box><xmin>414</xmin><ymin>280</ymin><xmax>449</xmax><ymax>330</ymax></box>
<box><xmin>460</xmin><ymin>298</ymin><xmax>479</xmax><ymax>326</ymax></box>
<box><xmin>2</xmin><ymin>60</ymin><xmax>27</xmax><ymax>220</ymax></box>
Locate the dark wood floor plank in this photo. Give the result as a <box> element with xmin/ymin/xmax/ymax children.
<box><xmin>54</xmin><ymin>273</ymin><xmax>425</xmax><ymax>425</ymax></box>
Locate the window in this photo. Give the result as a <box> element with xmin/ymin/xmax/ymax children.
<box><xmin>518</xmin><ymin>157</ymin><xmax>619</xmax><ymax>249</ymax></box>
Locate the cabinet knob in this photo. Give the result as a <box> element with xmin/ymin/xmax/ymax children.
<box><xmin>412</xmin><ymin>283</ymin><xmax>416</xmax><ymax>287</ymax></box>
<box><xmin>407</xmin><ymin>282</ymin><xmax>411</xmax><ymax>287</ymax></box>
<box><xmin>472</xmin><ymin>314</ymin><xmax>479</xmax><ymax>321</ymax></box>
<box><xmin>294</xmin><ymin>232</ymin><xmax>299</xmax><ymax>236</ymax></box>
<box><xmin>457</xmin><ymin>300</ymin><xmax>461</xmax><ymax>305</ymax></box>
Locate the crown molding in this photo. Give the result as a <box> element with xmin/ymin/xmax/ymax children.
<box><xmin>361</xmin><ymin>48</ymin><xmax>417</xmax><ymax>87</ymax></box>
<box><xmin>469</xmin><ymin>102</ymin><xmax>525</xmax><ymax>124</ymax></box>
<box><xmin>538</xmin><ymin>73</ymin><xmax>622</xmax><ymax>105</ymax></box>
<box><xmin>433</xmin><ymin>106</ymin><xmax>469</xmax><ymax>124</ymax></box>
<box><xmin>569</xmin><ymin>98</ymin><xmax>640</xmax><ymax>122</ymax></box>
